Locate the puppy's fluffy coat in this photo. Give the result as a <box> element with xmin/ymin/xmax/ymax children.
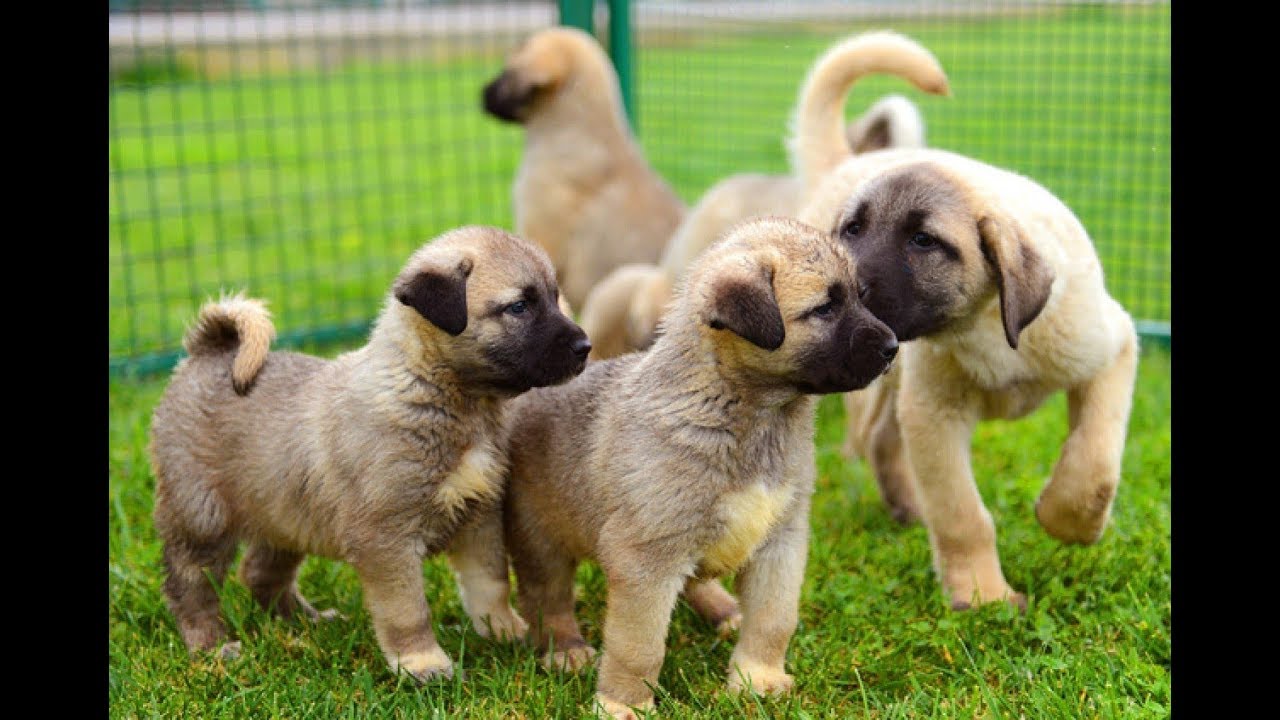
<box><xmin>473</xmin><ymin>217</ymin><xmax>898</xmax><ymax>719</ymax></box>
<box><xmin>578</xmin><ymin>35</ymin><xmax>947</xmax><ymax>360</ymax></box>
<box><xmin>793</xmin><ymin>31</ymin><xmax>1140</xmax><ymax>610</ymax></box>
<box><xmin>150</xmin><ymin>226</ymin><xmax>590</xmax><ymax>680</ymax></box>
<box><xmin>482</xmin><ymin>27</ymin><xmax>685</xmax><ymax>310</ymax></box>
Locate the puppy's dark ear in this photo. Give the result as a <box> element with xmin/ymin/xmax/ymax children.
<box><xmin>846</xmin><ymin>95</ymin><xmax>924</xmax><ymax>153</ymax></box>
<box><xmin>849</xmin><ymin>116</ymin><xmax>892</xmax><ymax>153</ymax></box>
<box><xmin>978</xmin><ymin>216</ymin><xmax>1055</xmax><ymax>349</ymax></box>
<box><xmin>706</xmin><ymin>266</ymin><xmax>785</xmax><ymax>351</ymax></box>
<box><xmin>394</xmin><ymin>258</ymin><xmax>474</xmax><ymax>336</ymax></box>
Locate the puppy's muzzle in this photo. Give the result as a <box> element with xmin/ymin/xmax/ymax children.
<box><xmin>481</xmin><ymin>71</ymin><xmax>532</xmax><ymax>123</ymax></box>
<box><xmin>881</xmin><ymin>338</ymin><xmax>898</xmax><ymax>361</ymax></box>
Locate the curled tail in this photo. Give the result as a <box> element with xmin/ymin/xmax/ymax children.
<box><xmin>182</xmin><ymin>293</ymin><xmax>276</xmax><ymax>395</ymax></box>
<box><xmin>788</xmin><ymin>31</ymin><xmax>951</xmax><ymax>193</ymax></box>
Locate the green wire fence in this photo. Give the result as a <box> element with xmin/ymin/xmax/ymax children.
<box><xmin>108</xmin><ymin>0</ymin><xmax>1170</xmax><ymax>377</ymax></box>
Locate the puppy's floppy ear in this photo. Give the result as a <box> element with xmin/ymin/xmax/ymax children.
<box><xmin>705</xmin><ymin>258</ymin><xmax>785</xmax><ymax>351</ymax></box>
<box><xmin>394</xmin><ymin>256</ymin><xmax>474</xmax><ymax>336</ymax></box>
<box><xmin>848</xmin><ymin>116</ymin><xmax>892</xmax><ymax>154</ymax></box>
<box><xmin>977</xmin><ymin>216</ymin><xmax>1055</xmax><ymax>349</ymax></box>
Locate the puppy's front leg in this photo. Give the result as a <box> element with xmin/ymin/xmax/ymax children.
<box><xmin>354</xmin><ymin>551</ymin><xmax>454</xmax><ymax>682</ymax></box>
<box><xmin>446</xmin><ymin>506</ymin><xmax>528</xmax><ymax>641</ymax></box>
<box><xmin>1036</xmin><ymin>329</ymin><xmax>1138</xmax><ymax>545</ymax></box>
<box><xmin>594</xmin><ymin>563</ymin><xmax>685</xmax><ymax>720</ymax></box>
<box><xmin>726</xmin><ymin>494</ymin><xmax>809</xmax><ymax>696</ymax></box>
<box><xmin>900</xmin><ymin>370</ymin><xmax>1023</xmax><ymax>610</ymax></box>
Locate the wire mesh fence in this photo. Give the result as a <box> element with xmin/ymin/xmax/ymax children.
<box><xmin>108</xmin><ymin>0</ymin><xmax>1170</xmax><ymax>376</ymax></box>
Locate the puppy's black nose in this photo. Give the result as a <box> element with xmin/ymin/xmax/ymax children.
<box><xmin>881</xmin><ymin>338</ymin><xmax>898</xmax><ymax>360</ymax></box>
<box><xmin>571</xmin><ymin>336</ymin><xmax>592</xmax><ymax>359</ymax></box>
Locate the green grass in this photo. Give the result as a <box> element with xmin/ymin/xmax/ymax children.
<box><xmin>108</xmin><ymin>342</ymin><xmax>1170</xmax><ymax>718</ymax></box>
<box><xmin>109</xmin><ymin>2</ymin><xmax>1169</xmax><ymax>370</ymax></box>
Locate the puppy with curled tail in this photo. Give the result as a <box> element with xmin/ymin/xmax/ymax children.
<box><xmin>579</xmin><ymin>30</ymin><xmax>948</xmax><ymax>360</ymax></box>
<box><xmin>150</xmin><ymin>226</ymin><xmax>591</xmax><ymax>681</ymax></box>
<box><xmin>792</xmin><ymin>32</ymin><xmax>1138</xmax><ymax>612</ymax></box>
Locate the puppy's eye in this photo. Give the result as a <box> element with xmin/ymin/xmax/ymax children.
<box><xmin>910</xmin><ymin>232</ymin><xmax>939</xmax><ymax>249</ymax></box>
<box><xmin>840</xmin><ymin>220</ymin><xmax>863</xmax><ymax>239</ymax></box>
<box><xmin>506</xmin><ymin>300</ymin><xmax>529</xmax><ymax>316</ymax></box>
<box><xmin>809</xmin><ymin>299</ymin><xmax>838</xmax><ymax>319</ymax></box>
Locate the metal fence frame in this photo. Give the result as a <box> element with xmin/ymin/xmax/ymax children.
<box><xmin>108</xmin><ymin>0</ymin><xmax>1170</xmax><ymax>378</ymax></box>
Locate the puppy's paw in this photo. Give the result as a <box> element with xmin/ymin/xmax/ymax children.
<box><xmin>946</xmin><ymin>584</ymin><xmax>1027</xmax><ymax>613</ymax></box>
<box><xmin>726</xmin><ymin>658</ymin><xmax>793</xmax><ymax>696</ymax></box>
<box><xmin>594</xmin><ymin>692</ymin><xmax>653</xmax><ymax>720</ymax></box>
<box><xmin>543</xmin><ymin>644</ymin><xmax>597</xmax><ymax>673</ymax></box>
<box><xmin>217</xmin><ymin>641</ymin><xmax>242</xmax><ymax>661</ymax></box>
<box><xmin>886</xmin><ymin>498</ymin><xmax>922</xmax><ymax>526</ymax></box>
<box><xmin>1035</xmin><ymin>482</ymin><xmax>1113</xmax><ymax>546</ymax></box>
<box><xmin>390</xmin><ymin>647</ymin><xmax>455</xmax><ymax>683</ymax></box>
<box><xmin>715</xmin><ymin>611</ymin><xmax>742</xmax><ymax>640</ymax></box>
<box><xmin>473</xmin><ymin>606</ymin><xmax>528</xmax><ymax>642</ymax></box>
<box><xmin>305</xmin><ymin>607</ymin><xmax>345</xmax><ymax>623</ymax></box>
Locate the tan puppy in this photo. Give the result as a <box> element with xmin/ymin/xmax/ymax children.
<box><xmin>578</xmin><ymin>36</ymin><xmax>946</xmax><ymax>361</ymax></box>
<box><xmin>482</xmin><ymin>27</ymin><xmax>686</xmax><ymax>310</ymax></box>
<box><xmin>149</xmin><ymin>227</ymin><xmax>591</xmax><ymax>681</ymax></box>
<box><xmin>471</xmin><ymin>217</ymin><xmax>898</xmax><ymax>719</ymax></box>
<box><xmin>793</xmin><ymin>32</ymin><xmax>1140</xmax><ymax>610</ymax></box>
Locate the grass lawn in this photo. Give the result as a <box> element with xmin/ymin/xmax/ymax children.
<box><xmin>108</xmin><ymin>341</ymin><xmax>1170</xmax><ymax>718</ymax></box>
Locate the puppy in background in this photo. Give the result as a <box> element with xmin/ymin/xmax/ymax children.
<box><xmin>793</xmin><ymin>31</ymin><xmax>1140</xmax><ymax>610</ymax></box>
<box><xmin>482</xmin><ymin>27</ymin><xmax>685</xmax><ymax>310</ymax></box>
<box><xmin>149</xmin><ymin>227</ymin><xmax>591</xmax><ymax>682</ymax></box>
<box><xmin>578</xmin><ymin>35</ymin><xmax>945</xmax><ymax>360</ymax></box>
<box><xmin>477</xmin><ymin>217</ymin><xmax>898</xmax><ymax>719</ymax></box>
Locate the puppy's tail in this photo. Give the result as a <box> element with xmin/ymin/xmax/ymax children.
<box><xmin>788</xmin><ymin>31</ymin><xmax>950</xmax><ymax>192</ymax></box>
<box><xmin>182</xmin><ymin>292</ymin><xmax>276</xmax><ymax>395</ymax></box>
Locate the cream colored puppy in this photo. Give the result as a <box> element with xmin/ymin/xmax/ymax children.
<box><xmin>482</xmin><ymin>27</ymin><xmax>685</xmax><ymax>309</ymax></box>
<box><xmin>579</xmin><ymin>44</ymin><xmax>944</xmax><ymax>360</ymax></box>
<box><xmin>793</xmin><ymin>31</ymin><xmax>1140</xmax><ymax>610</ymax></box>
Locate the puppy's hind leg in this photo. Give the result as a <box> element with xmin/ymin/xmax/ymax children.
<box><xmin>1036</xmin><ymin>328</ymin><xmax>1139</xmax><ymax>545</ymax></box>
<box><xmin>866</xmin><ymin>388</ymin><xmax>922</xmax><ymax>525</ymax></box>
<box><xmin>240</xmin><ymin>541</ymin><xmax>341</xmax><ymax>622</ymax></box>
<box><xmin>154</xmin><ymin>476</ymin><xmax>241</xmax><ymax>659</ymax></box>
<box><xmin>511</xmin><ymin>541</ymin><xmax>595</xmax><ymax>672</ymax></box>
<box><xmin>844</xmin><ymin>371</ymin><xmax>921</xmax><ymax>525</ymax></box>
<box><xmin>159</xmin><ymin>534</ymin><xmax>240</xmax><ymax>659</ymax></box>
<box><xmin>682</xmin><ymin>577</ymin><xmax>741</xmax><ymax>638</ymax></box>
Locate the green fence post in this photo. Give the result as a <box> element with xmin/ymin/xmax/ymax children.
<box><xmin>558</xmin><ymin>0</ymin><xmax>594</xmax><ymax>33</ymax></box>
<box><xmin>559</xmin><ymin>0</ymin><xmax>636</xmax><ymax>132</ymax></box>
<box><xmin>607</xmin><ymin>0</ymin><xmax>636</xmax><ymax>132</ymax></box>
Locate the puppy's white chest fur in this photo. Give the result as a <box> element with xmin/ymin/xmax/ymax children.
<box><xmin>434</xmin><ymin>441</ymin><xmax>505</xmax><ymax>520</ymax></box>
<box><xmin>699</xmin><ymin>481</ymin><xmax>796</xmax><ymax>577</ymax></box>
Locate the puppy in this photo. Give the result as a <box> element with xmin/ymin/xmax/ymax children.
<box><xmin>149</xmin><ymin>226</ymin><xmax>591</xmax><ymax>681</ymax></box>
<box><xmin>482</xmin><ymin>26</ymin><xmax>686</xmax><ymax>310</ymax></box>
<box><xmin>469</xmin><ymin>217</ymin><xmax>898</xmax><ymax>719</ymax></box>
<box><xmin>793</xmin><ymin>32</ymin><xmax>1140</xmax><ymax>610</ymax></box>
<box><xmin>577</xmin><ymin>34</ymin><xmax>946</xmax><ymax>360</ymax></box>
